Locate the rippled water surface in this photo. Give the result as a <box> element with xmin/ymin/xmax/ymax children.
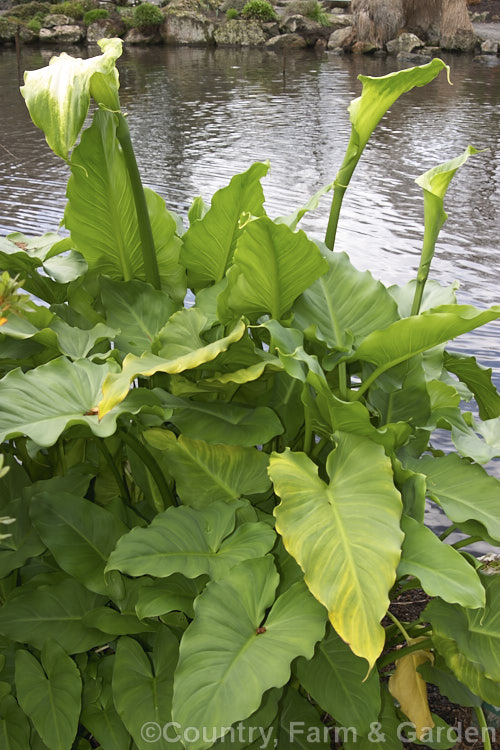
<box><xmin>1</xmin><ymin>46</ymin><xmax>499</xmax><ymax>378</ymax></box>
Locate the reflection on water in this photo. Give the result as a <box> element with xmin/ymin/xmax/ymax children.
<box><xmin>0</xmin><ymin>44</ymin><xmax>499</xmax><ymax>379</ymax></box>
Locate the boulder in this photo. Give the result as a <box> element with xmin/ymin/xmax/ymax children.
<box><xmin>386</xmin><ymin>32</ymin><xmax>424</xmax><ymax>55</ymax></box>
<box><xmin>161</xmin><ymin>11</ymin><xmax>214</xmax><ymax>45</ymax></box>
<box><xmin>261</xmin><ymin>21</ymin><xmax>280</xmax><ymax>38</ymax></box>
<box><xmin>440</xmin><ymin>29</ymin><xmax>478</xmax><ymax>53</ymax></box>
<box><xmin>481</xmin><ymin>39</ymin><xmax>499</xmax><ymax>55</ymax></box>
<box><xmin>124</xmin><ymin>27</ymin><xmax>162</xmax><ymax>44</ymax></box>
<box><xmin>327</xmin><ymin>25</ymin><xmax>352</xmax><ymax>49</ymax></box>
<box><xmin>326</xmin><ymin>12</ymin><xmax>352</xmax><ymax>29</ymax></box>
<box><xmin>352</xmin><ymin>40</ymin><xmax>377</xmax><ymax>54</ymax></box>
<box><xmin>214</xmin><ymin>19</ymin><xmax>266</xmax><ymax>46</ymax></box>
<box><xmin>473</xmin><ymin>53</ymin><xmax>500</xmax><ymax>64</ymax></box>
<box><xmin>39</xmin><ymin>24</ymin><xmax>84</xmax><ymax>42</ymax></box>
<box><xmin>265</xmin><ymin>32</ymin><xmax>307</xmax><ymax>48</ymax></box>
<box><xmin>42</xmin><ymin>13</ymin><xmax>72</xmax><ymax>27</ymax></box>
<box><xmin>87</xmin><ymin>18</ymin><xmax>123</xmax><ymax>42</ymax></box>
<box><xmin>0</xmin><ymin>18</ymin><xmax>16</xmax><ymax>41</ymax></box>
<box><xmin>280</xmin><ymin>14</ymin><xmax>321</xmax><ymax>35</ymax></box>
<box><xmin>397</xmin><ymin>51</ymin><xmax>431</xmax><ymax>64</ymax></box>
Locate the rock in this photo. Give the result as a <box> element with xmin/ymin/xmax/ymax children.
<box><xmin>280</xmin><ymin>14</ymin><xmax>320</xmax><ymax>35</ymax></box>
<box><xmin>329</xmin><ymin>46</ymin><xmax>345</xmax><ymax>55</ymax></box>
<box><xmin>327</xmin><ymin>25</ymin><xmax>352</xmax><ymax>49</ymax></box>
<box><xmin>481</xmin><ymin>39</ymin><xmax>499</xmax><ymax>55</ymax></box>
<box><xmin>42</xmin><ymin>13</ymin><xmax>72</xmax><ymax>27</ymax></box>
<box><xmin>473</xmin><ymin>53</ymin><xmax>500</xmax><ymax>64</ymax></box>
<box><xmin>326</xmin><ymin>12</ymin><xmax>352</xmax><ymax>29</ymax></box>
<box><xmin>373</xmin><ymin>49</ymin><xmax>387</xmax><ymax>57</ymax></box>
<box><xmin>386</xmin><ymin>32</ymin><xmax>424</xmax><ymax>55</ymax></box>
<box><xmin>440</xmin><ymin>29</ymin><xmax>478</xmax><ymax>53</ymax></box>
<box><xmin>315</xmin><ymin>36</ymin><xmax>326</xmax><ymax>49</ymax></box>
<box><xmin>0</xmin><ymin>18</ymin><xmax>16</xmax><ymax>41</ymax></box>
<box><xmin>261</xmin><ymin>21</ymin><xmax>279</xmax><ymax>38</ymax></box>
<box><xmin>161</xmin><ymin>11</ymin><xmax>214</xmax><ymax>45</ymax></box>
<box><xmin>87</xmin><ymin>18</ymin><xmax>123</xmax><ymax>42</ymax></box>
<box><xmin>19</xmin><ymin>25</ymin><xmax>37</xmax><ymax>42</ymax></box>
<box><xmin>471</xmin><ymin>11</ymin><xmax>489</xmax><ymax>23</ymax></box>
<box><xmin>124</xmin><ymin>27</ymin><xmax>162</xmax><ymax>44</ymax></box>
<box><xmin>352</xmin><ymin>40</ymin><xmax>377</xmax><ymax>54</ymax></box>
<box><xmin>214</xmin><ymin>19</ymin><xmax>266</xmax><ymax>46</ymax></box>
<box><xmin>424</xmin><ymin>46</ymin><xmax>441</xmax><ymax>56</ymax></box>
<box><xmin>265</xmin><ymin>32</ymin><xmax>307</xmax><ymax>48</ymax></box>
<box><xmin>397</xmin><ymin>51</ymin><xmax>431</xmax><ymax>64</ymax></box>
<box><xmin>39</xmin><ymin>24</ymin><xmax>84</xmax><ymax>42</ymax></box>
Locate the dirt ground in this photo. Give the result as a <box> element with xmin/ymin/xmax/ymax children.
<box><xmin>469</xmin><ymin>0</ymin><xmax>500</xmax><ymax>21</ymax></box>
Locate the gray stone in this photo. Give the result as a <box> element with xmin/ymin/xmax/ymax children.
<box><xmin>397</xmin><ymin>51</ymin><xmax>431</xmax><ymax>64</ymax></box>
<box><xmin>329</xmin><ymin>46</ymin><xmax>345</xmax><ymax>55</ymax></box>
<box><xmin>473</xmin><ymin>53</ymin><xmax>500</xmax><ymax>64</ymax></box>
<box><xmin>326</xmin><ymin>12</ymin><xmax>352</xmax><ymax>28</ymax></box>
<box><xmin>441</xmin><ymin>29</ymin><xmax>478</xmax><ymax>53</ymax></box>
<box><xmin>87</xmin><ymin>18</ymin><xmax>122</xmax><ymax>42</ymax></box>
<box><xmin>424</xmin><ymin>46</ymin><xmax>441</xmax><ymax>56</ymax></box>
<box><xmin>386</xmin><ymin>32</ymin><xmax>424</xmax><ymax>55</ymax></box>
<box><xmin>280</xmin><ymin>14</ymin><xmax>321</xmax><ymax>35</ymax></box>
<box><xmin>214</xmin><ymin>19</ymin><xmax>266</xmax><ymax>46</ymax></box>
<box><xmin>327</xmin><ymin>25</ymin><xmax>352</xmax><ymax>49</ymax></box>
<box><xmin>471</xmin><ymin>12</ymin><xmax>489</xmax><ymax>23</ymax></box>
<box><xmin>352</xmin><ymin>40</ymin><xmax>377</xmax><ymax>54</ymax></box>
<box><xmin>42</xmin><ymin>13</ymin><xmax>72</xmax><ymax>27</ymax></box>
<box><xmin>261</xmin><ymin>21</ymin><xmax>280</xmax><ymax>38</ymax></box>
<box><xmin>161</xmin><ymin>11</ymin><xmax>214</xmax><ymax>45</ymax></box>
<box><xmin>39</xmin><ymin>24</ymin><xmax>84</xmax><ymax>43</ymax></box>
<box><xmin>124</xmin><ymin>27</ymin><xmax>162</xmax><ymax>44</ymax></box>
<box><xmin>265</xmin><ymin>32</ymin><xmax>306</xmax><ymax>48</ymax></box>
<box><xmin>481</xmin><ymin>39</ymin><xmax>499</xmax><ymax>54</ymax></box>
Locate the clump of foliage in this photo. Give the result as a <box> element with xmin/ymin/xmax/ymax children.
<box><xmin>287</xmin><ymin>0</ymin><xmax>330</xmax><ymax>25</ymax></box>
<box><xmin>0</xmin><ymin>38</ymin><xmax>499</xmax><ymax>750</ymax></box>
<box><xmin>7</xmin><ymin>1</ymin><xmax>50</xmax><ymax>20</ymax></box>
<box><xmin>226</xmin><ymin>7</ymin><xmax>239</xmax><ymax>19</ymax></box>
<box><xmin>48</xmin><ymin>0</ymin><xmax>85</xmax><ymax>18</ymax></box>
<box><xmin>26</xmin><ymin>16</ymin><xmax>41</xmax><ymax>30</ymax></box>
<box><xmin>133</xmin><ymin>1</ymin><xmax>164</xmax><ymax>27</ymax></box>
<box><xmin>241</xmin><ymin>0</ymin><xmax>276</xmax><ymax>21</ymax></box>
<box><xmin>83</xmin><ymin>7</ymin><xmax>109</xmax><ymax>24</ymax></box>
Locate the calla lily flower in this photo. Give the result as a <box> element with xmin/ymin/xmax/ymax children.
<box><xmin>20</xmin><ymin>38</ymin><xmax>123</xmax><ymax>161</ymax></box>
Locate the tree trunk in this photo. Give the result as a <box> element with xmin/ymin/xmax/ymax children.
<box><xmin>403</xmin><ymin>0</ymin><xmax>441</xmax><ymax>42</ymax></box>
<box><xmin>351</xmin><ymin>0</ymin><xmax>404</xmax><ymax>47</ymax></box>
<box><xmin>440</xmin><ymin>0</ymin><xmax>477</xmax><ymax>51</ymax></box>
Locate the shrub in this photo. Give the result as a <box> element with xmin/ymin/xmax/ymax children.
<box><xmin>83</xmin><ymin>7</ymin><xmax>108</xmax><ymax>24</ymax></box>
<box><xmin>241</xmin><ymin>0</ymin><xmax>276</xmax><ymax>21</ymax></box>
<box><xmin>49</xmin><ymin>1</ymin><xmax>85</xmax><ymax>19</ymax></box>
<box><xmin>27</xmin><ymin>16</ymin><xmax>41</xmax><ymax>29</ymax></box>
<box><xmin>305</xmin><ymin>0</ymin><xmax>330</xmax><ymax>25</ymax></box>
<box><xmin>133</xmin><ymin>1</ymin><xmax>163</xmax><ymax>27</ymax></box>
<box><xmin>7</xmin><ymin>1</ymin><xmax>50</xmax><ymax>20</ymax></box>
<box><xmin>225</xmin><ymin>6</ymin><xmax>238</xmax><ymax>19</ymax></box>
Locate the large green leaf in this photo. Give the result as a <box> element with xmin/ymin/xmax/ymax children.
<box><xmin>0</xmin><ymin>695</ymin><xmax>31</xmax><ymax>750</ymax></box>
<box><xmin>350</xmin><ymin>305</ymin><xmax>500</xmax><ymax>397</ymax></box>
<box><xmin>30</xmin><ymin>491</ymin><xmax>128</xmax><ymax>595</ymax></box>
<box><xmin>443</xmin><ymin>351</ymin><xmax>500</xmax><ymax>420</ymax></box>
<box><xmin>0</xmin><ymin>356</ymin><xmax>160</xmax><ymax>447</ymax></box>
<box><xmin>397</xmin><ymin>515</ymin><xmax>484</xmax><ymax>608</ymax></box>
<box><xmin>21</xmin><ymin>38</ymin><xmax>122</xmax><ymax>160</ymax></box>
<box><xmin>219</xmin><ymin>217</ymin><xmax>328</xmax><ymax>321</ymax></box>
<box><xmin>181</xmin><ymin>162</ymin><xmax>269</xmax><ymax>289</ymax></box>
<box><xmin>155</xmin><ymin>392</ymin><xmax>283</xmax><ymax>447</ymax></box>
<box><xmin>211</xmin><ymin>688</ymin><xmax>282</xmax><ymax>750</ymax></box>
<box><xmin>144</xmin><ymin>430</ymin><xmax>271</xmax><ymax>507</ymax></box>
<box><xmin>65</xmin><ymin>109</ymin><xmax>186</xmax><ymax>300</ymax></box>
<box><xmin>270</xmin><ymin>434</ymin><xmax>403</xmax><ymax>669</ymax></box>
<box><xmin>406</xmin><ymin>453</ymin><xmax>500</xmax><ymax>542</ymax></box>
<box><xmin>276</xmin><ymin>686</ymin><xmax>330</xmax><ymax>750</ymax></box>
<box><xmin>98</xmin><ymin>317</ymin><xmax>245</xmax><ymax>416</ymax></box>
<box><xmin>450</xmin><ymin>413</ymin><xmax>500</xmax><ymax>464</ymax></box>
<box><xmin>425</xmin><ymin>575</ymin><xmax>500</xmax><ymax>684</ymax></box>
<box><xmin>418</xmin><ymin>655</ymin><xmax>481</xmax><ymax>709</ymax></box>
<box><xmin>343</xmin><ymin>689</ymin><xmax>404</xmax><ymax>750</ymax></box>
<box><xmin>106</xmin><ymin>502</ymin><xmax>275</xmax><ymax>580</ymax></box>
<box><xmin>295</xmin><ymin>625</ymin><xmax>380</xmax><ymax>734</ymax></box>
<box><xmin>293</xmin><ymin>251</ymin><xmax>398</xmax><ymax>349</ymax></box>
<box><xmin>100</xmin><ymin>277</ymin><xmax>179</xmax><ymax>355</ymax></box>
<box><xmin>15</xmin><ymin>641</ymin><xmax>81</xmax><ymax>750</ymax></box>
<box><xmin>135</xmin><ymin>574</ymin><xmax>205</xmax><ymax>619</ymax></box>
<box><xmin>0</xmin><ymin>576</ymin><xmax>108</xmax><ymax>653</ymax></box>
<box><xmin>81</xmin><ymin>662</ymin><xmax>131</xmax><ymax>750</ymax></box>
<box><xmin>172</xmin><ymin>557</ymin><xmax>326</xmax><ymax>750</ymax></box>
<box><xmin>113</xmin><ymin>627</ymin><xmax>182</xmax><ymax>750</ymax></box>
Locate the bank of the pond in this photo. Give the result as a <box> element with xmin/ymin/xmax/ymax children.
<box><xmin>1</xmin><ymin>0</ymin><xmax>500</xmax><ymax>58</ymax></box>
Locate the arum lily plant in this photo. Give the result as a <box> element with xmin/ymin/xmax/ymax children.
<box><xmin>0</xmin><ymin>39</ymin><xmax>499</xmax><ymax>750</ymax></box>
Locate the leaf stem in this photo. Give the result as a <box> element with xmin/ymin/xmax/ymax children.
<box><xmin>378</xmin><ymin>637</ymin><xmax>433</xmax><ymax>669</ymax></box>
<box><xmin>338</xmin><ymin>361</ymin><xmax>348</xmax><ymax>400</ymax></box>
<box><xmin>94</xmin><ymin>438</ymin><xmax>130</xmax><ymax>502</ymax></box>
<box><xmin>325</xmin><ymin>183</ymin><xmax>346</xmax><ymax>250</ymax></box>
<box><xmin>120</xmin><ymin>430</ymin><xmax>176</xmax><ymax>511</ymax></box>
<box><xmin>115</xmin><ymin>113</ymin><xmax>161</xmax><ymax>290</ymax></box>
<box><xmin>451</xmin><ymin>535</ymin><xmax>481</xmax><ymax>550</ymax></box>
<box><xmin>473</xmin><ymin>706</ymin><xmax>492</xmax><ymax>750</ymax></box>
<box><xmin>386</xmin><ymin>611</ymin><xmax>412</xmax><ymax>643</ymax></box>
<box><xmin>411</xmin><ymin>233</ymin><xmax>435</xmax><ymax>316</ymax></box>
<box><xmin>439</xmin><ymin>524</ymin><xmax>457</xmax><ymax>541</ymax></box>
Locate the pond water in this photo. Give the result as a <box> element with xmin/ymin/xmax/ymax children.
<box><xmin>0</xmin><ymin>44</ymin><xmax>499</xmax><ymax>548</ymax></box>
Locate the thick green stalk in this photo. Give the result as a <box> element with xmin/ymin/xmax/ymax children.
<box><xmin>386</xmin><ymin>611</ymin><xmax>412</xmax><ymax>643</ymax></box>
<box><xmin>115</xmin><ymin>113</ymin><xmax>161</xmax><ymax>290</ymax></box>
<box><xmin>325</xmin><ymin>182</ymin><xmax>347</xmax><ymax>250</ymax></box>
<box><xmin>378</xmin><ymin>638</ymin><xmax>433</xmax><ymax>669</ymax></box>
<box><xmin>120</xmin><ymin>430</ymin><xmax>176</xmax><ymax>511</ymax></box>
<box><xmin>411</xmin><ymin>229</ymin><xmax>437</xmax><ymax>316</ymax></box>
<box><xmin>473</xmin><ymin>706</ymin><xmax>492</xmax><ymax>750</ymax></box>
